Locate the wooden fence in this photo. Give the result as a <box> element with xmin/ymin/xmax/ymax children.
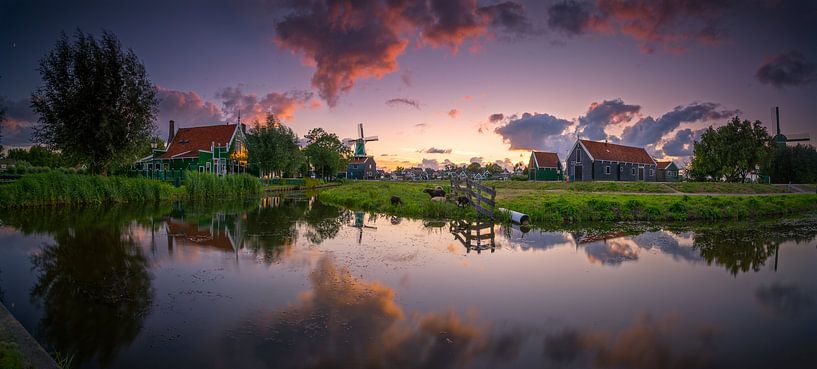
<box><xmin>450</xmin><ymin>177</ymin><xmax>496</xmax><ymax>219</ymax></box>
<box><xmin>450</xmin><ymin>219</ymin><xmax>496</xmax><ymax>253</ymax></box>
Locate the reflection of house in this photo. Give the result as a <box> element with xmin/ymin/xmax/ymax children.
<box><xmin>136</xmin><ymin>120</ymin><xmax>248</xmax><ymax>176</ymax></box>
<box><xmin>165</xmin><ymin>215</ymin><xmax>245</xmax><ymax>252</ymax></box>
<box><xmin>567</xmin><ymin>139</ymin><xmax>656</xmax><ymax>181</ymax></box>
<box><xmin>655</xmin><ymin>161</ymin><xmax>679</xmax><ymax>182</ymax></box>
<box><xmin>528</xmin><ymin>151</ymin><xmax>563</xmax><ymax>181</ymax></box>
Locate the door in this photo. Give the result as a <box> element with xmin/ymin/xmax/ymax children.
<box><xmin>638</xmin><ymin>167</ymin><xmax>644</xmax><ymax>181</ymax></box>
<box><xmin>575</xmin><ymin>165</ymin><xmax>583</xmax><ymax>181</ymax></box>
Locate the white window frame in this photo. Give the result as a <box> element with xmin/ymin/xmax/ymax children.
<box><xmin>604</xmin><ymin>166</ymin><xmax>611</xmax><ymax>175</ymax></box>
<box><xmin>206</xmin><ymin>162</ymin><xmax>211</xmax><ymax>172</ymax></box>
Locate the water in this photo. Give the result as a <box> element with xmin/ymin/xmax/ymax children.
<box><xmin>1</xmin><ymin>196</ymin><xmax>816</xmax><ymax>369</ymax></box>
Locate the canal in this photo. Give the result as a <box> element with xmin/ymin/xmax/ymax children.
<box><xmin>1</xmin><ymin>195</ymin><xmax>816</xmax><ymax>368</ymax></box>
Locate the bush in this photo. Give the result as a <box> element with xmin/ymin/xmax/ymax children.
<box><xmin>185</xmin><ymin>171</ymin><xmax>262</xmax><ymax>200</ymax></box>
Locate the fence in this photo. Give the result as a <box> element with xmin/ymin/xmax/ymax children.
<box><xmin>450</xmin><ymin>177</ymin><xmax>496</xmax><ymax>219</ymax></box>
<box><xmin>450</xmin><ymin>219</ymin><xmax>496</xmax><ymax>253</ymax></box>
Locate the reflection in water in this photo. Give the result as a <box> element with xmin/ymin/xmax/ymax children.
<box><xmin>30</xmin><ymin>225</ymin><xmax>153</xmax><ymax>367</ymax></box>
<box><xmin>450</xmin><ymin>219</ymin><xmax>497</xmax><ymax>253</ymax></box>
<box><xmin>755</xmin><ymin>283</ymin><xmax>815</xmax><ymax>319</ymax></box>
<box><xmin>225</xmin><ymin>256</ymin><xmax>523</xmax><ymax>369</ymax></box>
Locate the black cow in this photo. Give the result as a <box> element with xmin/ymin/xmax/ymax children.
<box><xmin>390</xmin><ymin>195</ymin><xmax>403</xmax><ymax>206</ymax></box>
<box><xmin>456</xmin><ymin>196</ymin><xmax>470</xmax><ymax>207</ymax></box>
<box><xmin>422</xmin><ymin>188</ymin><xmax>446</xmax><ymax>198</ymax></box>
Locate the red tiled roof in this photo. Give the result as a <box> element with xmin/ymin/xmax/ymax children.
<box><xmin>579</xmin><ymin>140</ymin><xmax>655</xmax><ymax>165</ymax></box>
<box><xmin>531</xmin><ymin>151</ymin><xmax>560</xmax><ymax>168</ymax></box>
<box><xmin>159</xmin><ymin>124</ymin><xmax>238</xmax><ymax>159</ymax></box>
<box><xmin>656</xmin><ymin>161</ymin><xmax>673</xmax><ymax>170</ymax></box>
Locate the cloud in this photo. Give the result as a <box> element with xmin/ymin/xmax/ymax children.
<box><xmin>494</xmin><ymin>158</ymin><xmax>514</xmax><ymax>171</ymax></box>
<box><xmin>755</xmin><ymin>283</ymin><xmax>814</xmax><ymax>319</ymax></box>
<box><xmin>469</xmin><ymin>156</ymin><xmax>484</xmax><ymax>164</ymax></box>
<box><xmin>448</xmin><ymin>108</ymin><xmax>461</xmax><ymax>119</ymax></box>
<box><xmin>577</xmin><ymin>99</ymin><xmax>641</xmax><ymax>140</ymax></box>
<box><xmin>414</xmin><ymin>123</ymin><xmax>428</xmax><ymax>128</ymax></box>
<box><xmin>756</xmin><ymin>51</ymin><xmax>817</xmax><ymax>88</ymax></box>
<box><xmin>421</xmin><ymin>158</ymin><xmax>439</xmax><ymax>170</ymax></box>
<box><xmin>620</xmin><ymin>102</ymin><xmax>738</xmax><ymax>147</ymax></box>
<box><xmin>400</xmin><ymin>70</ymin><xmax>413</xmax><ymax>87</ymax></box>
<box><xmin>547</xmin><ymin>0</ymin><xmax>733</xmax><ymax>53</ymax></box>
<box><xmin>386</xmin><ymin>97</ymin><xmax>421</xmax><ymax>109</ymax></box>
<box><xmin>419</xmin><ymin>147</ymin><xmax>453</xmax><ymax>154</ymax></box>
<box><xmin>274</xmin><ymin>0</ymin><xmax>532</xmax><ymax>106</ymax></box>
<box><xmin>488</xmin><ymin>113</ymin><xmax>505</xmax><ymax>123</ymax></box>
<box><xmin>661</xmin><ymin>128</ymin><xmax>706</xmax><ymax>157</ymax></box>
<box><xmin>156</xmin><ymin>87</ymin><xmax>223</xmax><ymax>129</ymax></box>
<box><xmin>215</xmin><ymin>85</ymin><xmax>313</xmax><ymax>124</ymax></box>
<box><xmin>0</xmin><ymin>96</ymin><xmax>37</xmax><ymax>147</ymax></box>
<box><xmin>494</xmin><ymin>112</ymin><xmax>572</xmax><ymax>151</ymax></box>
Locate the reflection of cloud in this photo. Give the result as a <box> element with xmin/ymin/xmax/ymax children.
<box><xmin>631</xmin><ymin>231</ymin><xmax>701</xmax><ymax>263</ymax></box>
<box><xmin>544</xmin><ymin>313</ymin><xmax>716</xmax><ymax>369</ymax></box>
<box><xmin>225</xmin><ymin>256</ymin><xmax>524</xmax><ymax>368</ymax></box>
<box><xmin>502</xmin><ymin>228</ymin><xmax>575</xmax><ymax>252</ymax></box>
<box><xmin>584</xmin><ymin>238</ymin><xmax>640</xmax><ymax>266</ymax></box>
<box><xmin>755</xmin><ymin>283</ymin><xmax>814</xmax><ymax>319</ymax></box>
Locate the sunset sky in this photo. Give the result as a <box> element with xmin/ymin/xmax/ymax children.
<box><xmin>1</xmin><ymin>0</ymin><xmax>816</xmax><ymax>170</ymax></box>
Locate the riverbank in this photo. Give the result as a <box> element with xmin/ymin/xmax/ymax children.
<box><xmin>1</xmin><ymin>303</ymin><xmax>60</xmax><ymax>369</ymax></box>
<box><xmin>0</xmin><ymin>171</ymin><xmax>261</xmax><ymax>208</ymax></box>
<box><xmin>318</xmin><ymin>181</ymin><xmax>817</xmax><ymax>223</ymax></box>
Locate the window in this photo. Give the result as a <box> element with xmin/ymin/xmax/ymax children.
<box><xmin>164</xmin><ymin>163</ymin><xmax>169</xmax><ymax>171</ymax></box>
<box><xmin>199</xmin><ymin>166</ymin><xmax>204</xmax><ymax>173</ymax></box>
<box><xmin>575</xmin><ymin>150</ymin><xmax>581</xmax><ymax>163</ymax></box>
<box><xmin>649</xmin><ymin>169</ymin><xmax>654</xmax><ymax>176</ymax></box>
<box><xmin>605</xmin><ymin>166</ymin><xmax>611</xmax><ymax>175</ymax></box>
<box><xmin>206</xmin><ymin>162</ymin><xmax>211</xmax><ymax>172</ymax></box>
<box><xmin>147</xmin><ymin>163</ymin><xmax>153</xmax><ymax>171</ymax></box>
<box><xmin>631</xmin><ymin>168</ymin><xmax>636</xmax><ymax>175</ymax></box>
<box><xmin>620</xmin><ymin>166</ymin><xmax>624</xmax><ymax>172</ymax></box>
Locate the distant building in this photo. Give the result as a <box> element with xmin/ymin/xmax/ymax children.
<box><xmin>347</xmin><ymin>156</ymin><xmax>376</xmax><ymax>179</ymax></box>
<box><xmin>656</xmin><ymin>161</ymin><xmax>679</xmax><ymax>182</ymax></box>
<box><xmin>528</xmin><ymin>151</ymin><xmax>563</xmax><ymax>181</ymax></box>
<box><xmin>567</xmin><ymin>140</ymin><xmax>657</xmax><ymax>181</ymax></box>
<box><xmin>135</xmin><ymin>120</ymin><xmax>248</xmax><ymax>177</ymax></box>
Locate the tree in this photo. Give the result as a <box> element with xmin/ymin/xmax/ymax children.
<box><xmin>466</xmin><ymin>162</ymin><xmax>481</xmax><ymax>173</ymax></box>
<box><xmin>6</xmin><ymin>145</ymin><xmax>71</xmax><ymax>167</ymax></box>
<box><xmin>688</xmin><ymin>117</ymin><xmax>773</xmax><ymax>182</ymax></box>
<box><xmin>303</xmin><ymin>128</ymin><xmax>350</xmax><ymax>179</ymax></box>
<box><xmin>31</xmin><ymin>30</ymin><xmax>158</xmax><ymax>175</ymax></box>
<box><xmin>762</xmin><ymin>144</ymin><xmax>817</xmax><ymax>184</ymax></box>
<box><xmin>245</xmin><ymin>114</ymin><xmax>304</xmax><ymax>178</ymax></box>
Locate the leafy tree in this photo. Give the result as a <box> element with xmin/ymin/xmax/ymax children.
<box><xmin>466</xmin><ymin>162</ymin><xmax>481</xmax><ymax>173</ymax></box>
<box><xmin>6</xmin><ymin>145</ymin><xmax>71</xmax><ymax>167</ymax></box>
<box><xmin>31</xmin><ymin>30</ymin><xmax>158</xmax><ymax>175</ymax></box>
<box><xmin>245</xmin><ymin>114</ymin><xmax>304</xmax><ymax>178</ymax></box>
<box><xmin>762</xmin><ymin>144</ymin><xmax>817</xmax><ymax>184</ymax></box>
<box><xmin>303</xmin><ymin>128</ymin><xmax>350</xmax><ymax>179</ymax></box>
<box><xmin>485</xmin><ymin>162</ymin><xmax>504</xmax><ymax>174</ymax></box>
<box><xmin>688</xmin><ymin>117</ymin><xmax>773</xmax><ymax>182</ymax></box>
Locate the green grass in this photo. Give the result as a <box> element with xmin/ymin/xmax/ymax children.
<box><xmin>0</xmin><ymin>171</ymin><xmax>180</xmax><ymax>208</ymax></box>
<box><xmin>318</xmin><ymin>181</ymin><xmax>817</xmax><ymax>224</ymax></box>
<box><xmin>184</xmin><ymin>172</ymin><xmax>261</xmax><ymax>200</ymax></box>
<box><xmin>665</xmin><ymin>182</ymin><xmax>790</xmax><ymax>194</ymax></box>
<box><xmin>319</xmin><ymin>181</ymin><xmax>473</xmax><ymax>219</ymax></box>
<box><xmin>487</xmin><ymin>180</ymin><xmax>675</xmax><ymax>193</ymax></box>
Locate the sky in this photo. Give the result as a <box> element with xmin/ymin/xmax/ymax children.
<box><xmin>1</xmin><ymin>0</ymin><xmax>816</xmax><ymax>170</ymax></box>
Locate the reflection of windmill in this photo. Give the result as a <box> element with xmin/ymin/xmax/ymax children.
<box><xmin>353</xmin><ymin>123</ymin><xmax>378</xmax><ymax>158</ymax></box>
<box><xmin>772</xmin><ymin>107</ymin><xmax>810</xmax><ymax>147</ymax></box>
<box><xmin>352</xmin><ymin>212</ymin><xmax>377</xmax><ymax>244</ymax></box>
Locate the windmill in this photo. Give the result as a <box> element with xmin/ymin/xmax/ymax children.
<box><xmin>353</xmin><ymin>123</ymin><xmax>378</xmax><ymax>158</ymax></box>
<box><xmin>772</xmin><ymin>107</ymin><xmax>810</xmax><ymax>147</ymax></box>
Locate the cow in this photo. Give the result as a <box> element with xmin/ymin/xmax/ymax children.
<box><xmin>422</xmin><ymin>187</ymin><xmax>446</xmax><ymax>199</ymax></box>
<box><xmin>390</xmin><ymin>195</ymin><xmax>403</xmax><ymax>206</ymax></box>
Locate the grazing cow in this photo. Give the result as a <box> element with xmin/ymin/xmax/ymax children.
<box><xmin>422</xmin><ymin>187</ymin><xmax>446</xmax><ymax>198</ymax></box>
<box><xmin>390</xmin><ymin>195</ymin><xmax>403</xmax><ymax>206</ymax></box>
<box><xmin>431</xmin><ymin>196</ymin><xmax>445</xmax><ymax>202</ymax></box>
<box><xmin>456</xmin><ymin>196</ymin><xmax>470</xmax><ymax>207</ymax></box>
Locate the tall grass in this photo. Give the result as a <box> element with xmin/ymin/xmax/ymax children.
<box><xmin>0</xmin><ymin>171</ymin><xmax>178</xmax><ymax>208</ymax></box>
<box><xmin>319</xmin><ymin>181</ymin><xmax>472</xmax><ymax>219</ymax></box>
<box><xmin>185</xmin><ymin>172</ymin><xmax>261</xmax><ymax>200</ymax></box>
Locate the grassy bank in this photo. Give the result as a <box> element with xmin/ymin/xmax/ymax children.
<box><xmin>319</xmin><ymin>181</ymin><xmax>817</xmax><ymax>224</ymax></box>
<box><xmin>485</xmin><ymin>180</ymin><xmax>793</xmax><ymax>194</ymax></box>
<box><xmin>0</xmin><ymin>171</ymin><xmax>262</xmax><ymax>208</ymax></box>
<box><xmin>318</xmin><ymin>181</ymin><xmax>472</xmax><ymax>219</ymax></box>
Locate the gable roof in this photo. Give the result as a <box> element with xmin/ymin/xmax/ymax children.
<box><xmin>655</xmin><ymin>161</ymin><xmax>675</xmax><ymax>170</ymax></box>
<box><xmin>530</xmin><ymin>151</ymin><xmax>560</xmax><ymax>168</ymax></box>
<box><xmin>579</xmin><ymin>140</ymin><xmax>655</xmax><ymax>165</ymax></box>
<box><xmin>160</xmin><ymin>124</ymin><xmax>239</xmax><ymax>159</ymax></box>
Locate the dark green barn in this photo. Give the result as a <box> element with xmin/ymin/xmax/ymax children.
<box><xmin>528</xmin><ymin>151</ymin><xmax>563</xmax><ymax>181</ymax></box>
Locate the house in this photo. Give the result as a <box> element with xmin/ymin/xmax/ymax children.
<box><xmin>136</xmin><ymin>120</ymin><xmax>248</xmax><ymax>177</ymax></box>
<box><xmin>655</xmin><ymin>161</ymin><xmax>680</xmax><ymax>182</ymax></box>
<box><xmin>566</xmin><ymin>140</ymin><xmax>657</xmax><ymax>181</ymax></box>
<box><xmin>528</xmin><ymin>151</ymin><xmax>563</xmax><ymax>181</ymax></box>
<box><xmin>347</xmin><ymin>156</ymin><xmax>376</xmax><ymax>179</ymax></box>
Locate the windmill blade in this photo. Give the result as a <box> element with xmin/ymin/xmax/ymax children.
<box><xmin>342</xmin><ymin>138</ymin><xmax>356</xmax><ymax>146</ymax></box>
<box><xmin>786</xmin><ymin>132</ymin><xmax>810</xmax><ymax>142</ymax></box>
<box><xmin>364</xmin><ymin>136</ymin><xmax>379</xmax><ymax>141</ymax></box>
<box><xmin>358</xmin><ymin>123</ymin><xmax>364</xmax><ymax>139</ymax></box>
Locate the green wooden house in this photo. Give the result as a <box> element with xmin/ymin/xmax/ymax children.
<box><xmin>528</xmin><ymin>151</ymin><xmax>563</xmax><ymax>181</ymax></box>
<box><xmin>656</xmin><ymin>161</ymin><xmax>679</xmax><ymax>182</ymax></box>
<box><xmin>135</xmin><ymin>120</ymin><xmax>248</xmax><ymax>179</ymax></box>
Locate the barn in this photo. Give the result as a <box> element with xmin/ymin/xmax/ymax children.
<box><xmin>528</xmin><ymin>151</ymin><xmax>563</xmax><ymax>181</ymax></box>
<box><xmin>656</xmin><ymin>161</ymin><xmax>680</xmax><ymax>182</ymax></box>
<box><xmin>566</xmin><ymin>139</ymin><xmax>657</xmax><ymax>182</ymax></box>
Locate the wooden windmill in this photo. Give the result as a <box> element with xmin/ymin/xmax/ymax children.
<box><xmin>353</xmin><ymin>123</ymin><xmax>378</xmax><ymax>158</ymax></box>
<box><xmin>772</xmin><ymin>107</ymin><xmax>810</xmax><ymax>147</ymax></box>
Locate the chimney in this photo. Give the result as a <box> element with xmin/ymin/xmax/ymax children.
<box><xmin>168</xmin><ymin>120</ymin><xmax>175</xmax><ymax>145</ymax></box>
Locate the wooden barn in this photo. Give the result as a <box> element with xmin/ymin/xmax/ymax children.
<box><xmin>656</xmin><ymin>161</ymin><xmax>680</xmax><ymax>182</ymax></box>
<box><xmin>528</xmin><ymin>151</ymin><xmax>563</xmax><ymax>181</ymax></box>
<box><xmin>566</xmin><ymin>139</ymin><xmax>657</xmax><ymax>182</ymax></box>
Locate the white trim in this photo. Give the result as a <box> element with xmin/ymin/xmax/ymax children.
<box><xmin>135</xmin><ymin>154</ymin><xmax>154</xmax><ymax>163</ymax></box>
<box><xmin>531</xmin><ymin>152</ymin><xmax>539</xmax><ymax>168</ymax></box>
<box><xmin>171</xmin><ymin>150</ymin><xmax>192</xmax><ymax>158</ymax></box>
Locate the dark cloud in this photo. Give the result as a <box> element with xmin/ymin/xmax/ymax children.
<box><xmin>756</xmin><ymin>51</ymin><xmax>817</xmax><ymax>88</ymax></box>
<box><xmin>156</xmin><ymin>87</ymin><xmax>223</xmax><ymax>129</ymax></box>
<box><xmin>419</xmin><ymin>147</ymin><xmax>452</xmax><ymax>154</ymax></box>
<box><xmin>0</xmin><ymin>96</ymin><xmax>37</xmax><ymax>147</ymax></box>
<box><xmin>488</xmin><ymin>113</ymin><xmax>505</xmax><ymax>123</ymax></box>
<box><xmin>577</xmin><ymin>98</ymin><xmax>641</xmax><ymax>140</ymax></box>
<box><xmin>386</xmin><ymin>97</ymin><xmax>421</xmax><ymax>109</ymax></box>
<box><xmin>755</xmin><ymin>283</ymin><xmax>814</xmax><ymax>319</ymax></box>
<box><xmin>547</xmin><ymin>0</ymin><xmax>734</xmax><ymax>53</ymax></box>
<box><xmin>494</xmin><ymin>112</ymin><xmax>572</xmax><ymax>151</ymax></box>
<box><xmin>421</xmin><ymin>158</ymin><xmax>439</xmax><ymax>170</ymax></box>
<box><xmin>448</xmin><ymin>108</ymin><xmax>460</xmax><ymax>118</ymax></box>
<box><xmin>274</xmin><ymin>0</ymin><xmax>532</xmax><ymax>106</ymax></box>
<box><xmin>414</xmin><ymin>123</ymin><xmax>428</xmax><ymax>128</ymax></box>
<box><xmin>620</xmin><ymin>102</ymin><xmax>738</xmax><ymax>147</ymax></box>
<box><xmin>470</xmin><ymin>156</ymin><xmax>483</xmax><ymax>164</ymax></box>
<box><xmin>661</xmin><ymin>128</ymin><xmax>704</xmax><ymax>157</ymax></box>
<box><xmin>547</xmin><ymin>0</ymin><xmax>592</xmax><ymax>35</ymax></box>
<box><xmin>215</xmin><ymin>85</ymin><xmax>313</xmax><ymax>124</ymax></box>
